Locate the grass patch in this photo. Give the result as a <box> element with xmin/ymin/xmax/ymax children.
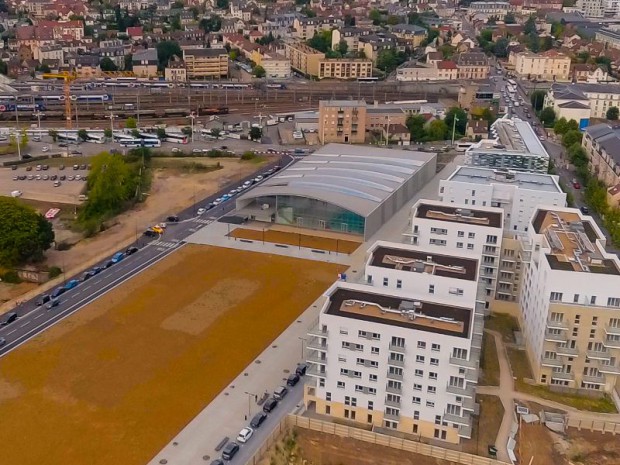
<box><xmin>479</xmin><ymin>333</ymin><xmax>500</xmax><ymax>386</ymax></box>
<box><xmin>485</xmin><ymin>312</ymin><xmax>519</xmax><ymax>343</ymax></box>
<box><xmin>507</xmin><ymin>347</ymin><xmax>617</xmax><ymax>413</ymax></box>
<box><xmin>463</xmin><ymin>394</ymin><xmax>504</xmax><ymax>456</ymax></box>
<box><xmin>150</xmin><ymin>158</ymin><xmax>223</xmax><ymax>174</ymax></box>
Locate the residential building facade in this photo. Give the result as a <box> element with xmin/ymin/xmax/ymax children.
<box><xmin>317</xmin><ymin>59</ymin><xmax>373</xmax><ymax>80</ymax></box>
<box><xmin>583</xmin><ymin>123</ymin><xmax>620</xmax><ymax>187</ymax></box>
<box><xmin>513</xmin><ymin>50</ymin><xmax>571</xmax><ymax>82</ymax></box>
<box><xmin>456</xmin><ymin>53</ymin><xmax>489</xmax><ymax>80</ymax></box>
<box><xmin>318</xmin><ymin>100</ymin><xmax>367</xmax><ymax>144</ymax></box>
<box><xmin>545</xmin><ymin>83</ymin><xmax>620</xmax><ymax>121</ymax></box>
<box><xmin>182</xmin><ymin>48</ymin><xmax>229</xmax><ymax>79</ymax></box>
<box><xmin>283</xmin><ymin>42</ymin><xmax>325</xmax><ymax>77</ymax></box>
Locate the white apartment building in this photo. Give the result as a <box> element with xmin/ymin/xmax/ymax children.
<box><xmin>513</xmin><ymin>50</ymin><xmax>572</xmax><ymax>82</ymax></box>
<box><xmin>545</xmin><ymin>82</ymin><xmax>620</xmax><ymax>121</ymax></box>
<box><xmin>439</xmin><ymin>166</ymin><xmax>566</xmax><ymax>234</ymax></box>
<box><xmin>464</xmin><ymin>118</ymin><xmax>550</xmax><ymax>174</ymax></box>
<box><xmin>304</xmin><ymin>241</ymin><xmax>483</xmax><ymax>444</ymax></box>
<box><xmin>577</xmin><ymin>0</ymin><xmax>606</xmax><ymax>17</ymax></box>
<box><xmin>520</xmin><ymin>207</ymin><xmax>620</xmax><ymax>393</ymax></box>
<box><xmin>467</xmin><ymin>1</ymin><xmax>510</xmax><ymax>18</ymax></box>
<box><xmin>408</xmin><ymin>200</ymin><xmax>504</xmax><ymax>308</ymax></box>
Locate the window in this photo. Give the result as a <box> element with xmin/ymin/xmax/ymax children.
<box><xmin>337</xmin><ymin>381</ymin><xmax>345</xmax><ymax>388</ymax></box>
<box><xmin>371</xmin><ymin>347</ymin><xmax>380</xmax><ymax>355</ymax></box>
<box><xmin>326</xmin><ymin>392</ymin><xmax>331</xmax><ymax>401</ymax></box>
<box><xmin>344</xmin><ymin>396</ymin><xmax>350</xmax><ymax>405</ymax></box>
<box><xmin>429</xmin><ymin>284</ymin><xmax>435</xmax><ymax>294</ymax></box>
<box><xmin>431</xmin><ymin>227</ymin><xmax>448</xmax><ymax>235</ymax></box>
<box><xmin>369</xmin><ymin>374</ymin><xmax>378</xmax><ymax>382</ymax></box>
<box><xmin>358</xmin><ymin>330</ymin><xmax>380</xmax><ymax>340</ymax></box>
<box><xmin>418</xmin><ymin>341</ymin><xmax>426</xmax><ymax>349</ymax></box>
<box><xmin>457</xmin><ymin>242</ymin><xmax>463</xmax><ymax>248</ymax></box>
<box><xmin>412</xmin><ymin>396</ymin><xmax>421</xmax><ymax>404</ymax></box>
<box><xmin>608</xmin><ymin>297</ymin><xmax>620</xmax><ymax>307</ymax></box>
<box><xmin>467</xmin><ymin>243</ymin><xmax>474</xmax><ymax>250</ymax></box>
<box><xmin>591</xmin><ymin>296</ymin><xmax>597</xmax><ymax>305</ymax></box>
<box><xmin>415</xmin><ymin>369</ymin><xmax>424</xmax><ymax>377</ymax></box>
<box><xmin>396</xmin><ymin>279</ymin><xmax>402</xmax><ymax>289</ymax></box>
<box><xmin>449</xmin><ymin>287</ymin><xmax>464</xmax><ymax>296</ymax></box>
<box><xmin>486</xmin><ymin>235</ymin><xmax>497</xmax><ymax>244</ymax></box>
<box><xmin>325</xmin><ymin>405</ymin><xmax>330</xmax><ymax>414</ymax></box>
<box><xmin>416</xmin><ymin>355</ymin><xmax>425</xmax><ymax>363</ymax></box>
<box><xmin>431</xmin><ymin>343</ymin><xmax>440</xmax><ymax>352</ymax></box>
<box><xmin>383</xmin><ymin>277</ymin><xmax>388</xmax><ymax>287</ymax></box>
<box><xmin>550</xmin><ymin>292</ymin><xmax>563</xmax><ymax>302</ymax></box>
<box><xmin>430</xmin><ymin>358</ymin><xmax>439</xmax><ymax>366</ymax></box>
<box><xmin>458</xmin><ymin>231</ymin><xmax>464</xmax><ymax>237</ymax></box>
<box><xmin>414</xmin><ymin>383</ymin><xmax>422</xmax><ymax>391</ymax></box>
<box><xmin>338</xmin><ymin>355</ymin><xmax>347</xmax><ymax>362</ymax></box>
<box><xmin>339</xmin><ymin>328</ymin><xmax>348</xmax><ymax>335</ymax></box>
<box><xmin>427</xmin><ymin>386</ymin><xmax>437</xmax><ymax>394</ymax></box>
<box><xmin>573</xmin><ymin>294</ymin><xmax>580</xmax><ymax>303</ymax></box>
<box><xmin>368</xmin><ymin>401</ymin><xmax>374</xmax><ymax>410</ymax></box>
<box><xmin>414</xmin><ymin>410</ymin><xmax>420</xmax><ymax>420</ymax></box>
<box><xmin>429</xmin><ymin>238</ymin><xmax>447</xmax><ymax>246</ymax></box>
<box><xmin>429</xmin><ymin>372</ymin><xmax>438</xmax><ymax>380</ymax></box>
<box><xmin>468</xmin><ymin>232</ymin><xmax>475</xmax><ymax>239</ymax></box>
<box><xmin>426</xmin><ymin>401</ymin><xmax>435</xmax><ymax>408</ymax></box>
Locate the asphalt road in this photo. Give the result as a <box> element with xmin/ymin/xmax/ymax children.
<box><xmin>0</xmin><ymin>154</ymin><xmax>294</xmax><ymax>356</ymax></box>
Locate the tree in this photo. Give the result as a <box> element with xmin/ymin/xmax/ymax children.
<box><xmin>426</xmin><ymin>120</ymin><xmax>448</xmax><ymax>141</ymax></box>
<box><xmin>606</xmin><ymin>106</ymin><xmax>619</xmax><ymax>120</ymax></box>
<box><xmin>48</xmin><ymin>129</ymin><xmax>58</xmax><ymax>142</ymax></box>
<box><xmin>486</xmin><ymin>15</ymin><xmax>498</xmax><ymax>26</ymax></box>
<box><xmin>131</xmin><ymin>129</ymin><xmax>141</xmax><ymax>138</ymax></box>
<box><xmin>20</xmin><ymin>130</ymin><xmax>28</xmax><ymax>147</ymax></box>
<box><xmin>562</xmin><ymin>129</ymin><xmax>583</xmax><ymax>148</ymax></box>
<box><xmin>36</xmin><ymin>63</ymin><xmax>51</xmax><ymax>73</ymax></box>
<box><xmin>445</xmin><ymin>108</ymin><xmax>468</xmax><ymax>136</ymax></box>
<box><xmin>216</xmin><ymin>0</ymin><xmax>229</xmax><ymax>8</ymax></box>
<box><xmin>0</xmin><ymin>197</ymin><xmax>54</xmax><ymax>267</ymax></box>
<box><xmin>337</xmin><ymin>40</ymin><xmax>348</xmax><ymax>57</ymax></box>
<box><xmin>406</xmin><ymin>115</ymin><xmax>426</xmax><ymax>142</ymax></box>
<box><xmin>252</xmin><ymin>65</ymin><xmax>266</xmax><ymax>78</ymax></box>
<box><xmin>527</xmin><ymin>32</ymin><xmax>540</xmax><ymax>53</ymax></box>
<box><xmin>541</xmin><ymin>36</ymin><xmax>553</xmax><ymax>52</ymax></box>
<box><xmin>595</xmin><ymin>56</ymin><xmax>612</xmax><ymax>74</ymax></box>
<box><xmin>156</xmin><ymin>127</ymin><xmax>167</xmax><ymax>140</ymax></box>
<box><xmin>125</xmin><ymin>116</ymin><xmax>137</xmax><ymax>129</ymax></box>
<box><xmin>249</xmin><ymin>126</ymin><xmax>262</xmax><ymax>140</ymax></box>
<box><xmin>210</xmin><ymin>128</ymin><xmax>221</xmax><ymax>139</ymax></box>
<box><xmin>181</xmin><ymin>126</ymin><xmax>192</xmax><ymax>136</ymax></box>
<box><xmin>170</xmin><ymin>14</ymin><xmax>181</xmax><ymax>31</ymax></box>
<box><xmin>539</xmin><ymin>106</ymin><xmax>556</xmax><ymax>126</ymax></box>
<box><xmin>493</xmin><ymin>38</ymin><xmax>509</xmax><ymax>58</ymax></box>
<box><xmin>553</xmin><ymin>117</ymin><xmax>569</xmax><ymax>135</ymax></box>
<box><xmin>524</xmin><ymin>15</ymin><xmax>537</xmax><ymax>35</ymax></box>
<box><xmin>344</xmin><ymin>14</ymin><xmax>355</xmax><ymax>26</ymax></box>
<box><xmin>156</xmin><ymin>40</ymin><xmax>182</xmax><ymax>71</ymax></box>
<box><xmin>376</xmin><ymin>49</ymin><xmax>405</xmax><ymax>73</ymax></box>
<box><xmin>77</xmin><ymin>129</ymin><xmax>89</xmax><ymax>141</ymax></box>
<box><xmin>0</xmin><ymin>60</ymin><xmax>7</xmax><ymax>76</ymax></box>
<box><xmin>386</xmin><ymin>15</ymin><xmax>400</xmax><ymax>26</ymax></box>
<box><xmin>530</xmin><ymin>90</ymin><xmax>546</xmax><ymax>112</ymax></box>
<box><xmin>80</xmin><ymin>152</ymin><xmax>139</xmax><ymax>221</ymax></box>
<box><xmin>307</xmin><ymin>30</ymin><xmax>332</xmax><ymax>53</ymax></box>
<box><xmin>504</xmin><ymin>12</ymin><xmax>516</xmax><ymax>24</ymax></box>
<box><xmin>104</xmin><ymin>128</ymin><xmax>113</xmax><ymax>139</ymax></box>
<box><xmin>99</xmin><ymin>57</ymin><xmax>118</xmax><ymax>72</ymax></box>
<box><xmin>369</xmin><ymin>9</ymin><xmax>382</xmax><ymax>26</ymax></box>
<box><xmin>124</xmin><ymin>54</ymin><xmax>133</xmax><ymax>71</ymax></box>
<box><xmin>199</xmin><ymin>15</ymin><xmax>222</xmax><ymax>33</ymax></box>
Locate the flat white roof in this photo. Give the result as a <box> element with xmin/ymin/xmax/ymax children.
<box><xmin>447</xmin><ymin>166</ymin><xmax>563</xmax><ymax>193</ymax></box>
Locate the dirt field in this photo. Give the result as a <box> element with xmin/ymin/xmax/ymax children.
<box><xmin>0</xmin><ymin>244</ymin><xmax>344</xmax><ymax>465</ymax></box>
<box><xmin>261</xmin><ymin>428</ymin><xmax>459</xmax><ymax>465</ymax></box>
<box><xmin>562</xmin><ymin>428</ymin><xmax>620</xmax><ymax>465</ymax></box>
<box><xmin>230</xmin><ymin>227</ymin><xmax>361</xmax><ymax>254</ymax></box>
<box><xmin>517</xmin><ymin>423</ymin><xmax>568</xmax><ymax>465</ymax></box>
<box><xmin>461</xmin><ymin>395</ymin><xmax>504</xmax><ymax>457</ymax></box>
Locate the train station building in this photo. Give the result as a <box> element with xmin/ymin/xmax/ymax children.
<box><xmin>235</xmin><ymin>144</ymin><xmax>437</xmax><ymax>240</ymax></box>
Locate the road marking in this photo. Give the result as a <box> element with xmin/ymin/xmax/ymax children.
<box><xmin>7</xmin><ymin>330</ymin><xmax>16</xmax><ymax>335</ymax></box>
<box><xmin>34</xmin><ymin>314</ymin><xmax>43</xmax><ymax>319</ymax></box>
<box><xmin>20</xmin><ymin>323</ymin><xmax>29</xmax><ymax>328</ymax></box>
<box><xmin>83</xmin><ymin>285</ymin><xmax>91</xmax><ymax>291</ymax></box>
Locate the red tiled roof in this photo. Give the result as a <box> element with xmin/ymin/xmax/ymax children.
<box><xmin>438</xmin><ymin>60</ymin><xmax>457</xmax><ymax>69</ymax></box>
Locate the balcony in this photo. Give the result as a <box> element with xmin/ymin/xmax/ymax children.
<box><xmin>385</xmin><ymin>398</ymin><xmax>401</xmax><ymax>408</ymax></box>
<box><xmin>544</xmin><ymin>330</ymin><xmax>568</xmax><ymax>344</ymax></box>
<box><xmin>386</xmin><ymin>385</ymin><xmax>402</xmax><ymax>395</ymax></box>
<box><xmin>586</xmin><ymin>349</ymin><xmax>611</xmax><ymax>360</ymax></box>
<box><xmin>307</xmin><ymin>352</ymin><xmax>327</xmax><ymax>364</ymax></box>
<box><xmin>387</xmin><ymin>358</ymin><xmax>405</xmax><ymax>368</ymax></box>
<box><xmin>604</xmin><ymin>325</ymin><xmax>620</xmax><ymax>336</ymax></box>
<box><xmin>306</xmin><ymin>364</ymin><xmax>326</xmax><ymax>379</ymax></box>
<box><xmin>471</xmin><ymin>333</ymin><xmax>483</xmax><ymax>350</ymax></box>
<box><xmin>597</xmin><ymin>361</ymin><xmax>620</xmax><ymax>374</ymax></box>
<box><xmin>546</xmin><ymin>319</ymin><xmax>569</xmax><ymax>331</ymax></box>
<box><xmin>541</xmin><ymin>357</ymin><xmax>563</xmax><ymax>368</ymax></box>
<box><xmin>384</xmin><ymin>411</ymin><xmax>400</xmax><ymax>422</ymax></box>
<box><xmin>461</xmin><ymin>397</ymin><xmax>479</xmax><ymax>413</ymax></box>
<box><xmin>386</xmin><ymin>371</ymin><xmax>404</xmax><ymax>381</ymax></box>
<box><xmin>465</xmin><ymin>369</ymin><xmax>478</xmax><ymax>383</ymax></box>
<box><xmin>307</xmin><ymin>337</ymin><xmax>328</xmax><ymax>352</ymax></box>
<box><xmin>458</xmin><ymin>423</ymin><xmax>473</xmax><ymax>439</ymax></box>
<box><xmin>550</xmin><ymin>371</ymin><xmax>574</xmax><ymax>382</ymax></box>
<box><xmin>446</xmin><ymin>384</ymin><xmax>475</xmax><ymax>398</ymax></box>
<box><xmin>472</xmin><ymin>315</ymin><xmax>484</xmax><ymax>336</ymax></box>
<box><xmin>388</xmin><ymin>343</ymin><xmax>406</xmax><ymax>354</ymax></box>
<box><xmin>602</xmin><ymin>338</ymin><xmax>620</xmax><ymax>349</ymax></box>
<box><xmin>582</xmin><ymin>374</ymin><xmax>606</xmax><ymax>385</ymax></box>
<box><xmin>308</xmin><ymin>324</ymin><xmax>328</xmax><ymax>338</ymax></box>
<box><xmin>555</xmin><ymin>345</ymin><xmax>579</xmax><ymax>357</ymax></box>
<box><xmin>443</xmin><ymin>412</ymin><xmax>471</xmax><ymax>427</ymax></box>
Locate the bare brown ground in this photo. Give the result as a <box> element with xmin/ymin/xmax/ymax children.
<box><xmin>0</xmin><ymin>244</ymin><xmax>344</xmax><ymax>465</ymax></box>
<box><xmin>229</xmin><ymin>227</ymin><xmax>361</xmax><ymax>254</ymax></box>
<box><xmin>517</xmin><ymin>423</ymin><xmax>568</xmax><ymax>465</ymax></box>
<box><xmin>563</xmin><ymin>428</ymin><xmax>620</xmax><ymax>465</ymax></box>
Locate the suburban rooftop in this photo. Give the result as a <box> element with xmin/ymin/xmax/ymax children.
<box><xmin>325</xmin><ymin>286</ymin><xmax>471</xmax><ymax>338</ymax></box>
<box><xmin>414</xmin><ymin>202</ymin><xmax>503</xmax><ymax>228</ymax></box>
<box><xmin>447</xmin><ymin>166</ymin><xmax>563</xmax><ymax>193</ymax></box>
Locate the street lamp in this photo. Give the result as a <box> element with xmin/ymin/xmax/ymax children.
<box><xmin>243</xmin><ymin>391</ymin><xmax>256</xmax><ymax>420</ymax></box>
<box><xmin>33</xmin><ymin>110</ymin><xmax>43</xmax><ymax>130</ymax></box>
<box><xmin>298</xmin><ymin>336</ymin><xmax>307</xmax><ymax>360</ymax></box>
<box><xmin>187</xmin><ymin>112</ymin><xmax>196</xmax><ymax>144</ymax></box>
<box><xmin>107</xmin><ymin>112</ymin><xmax>117</xmax><ymax>137</ymax></box>
<box><xmin>451</xmin><ymin>115</ymin><xmax>459</xmax><ymax>146</ymax></box>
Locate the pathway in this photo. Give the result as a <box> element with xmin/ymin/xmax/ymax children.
<box><xmin>479</xmin><ymin>329</ymin><xmax>620</xmax><ymax>461</ymax></box>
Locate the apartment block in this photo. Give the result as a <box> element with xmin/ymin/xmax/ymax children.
<box><xmin>182</xmin><ymin>48</ymin><xmax>229</xmax><ymax>79</ymax></box>
<box><xmin>520</xmin><ymin>207</ymin><xmax>620</xmax><ymax>393</ymax></box>
<box><xmin>283</xmin><ymin>42</ymin><xmax>325</xmax><ymax>77</ymax></box>
<box><xmin>408</xmin><ymin>200</ymin><xmax>504</xmax><ymax>308</ymax></box>
<box><xmin>261</xmin><ymin>55</ymin><xmax>291</xmax><ymax>79</ymax></box>
<box><xmin>318</xmin><ymin>100</ymin><xmax>367</xmax><ymax>144</ymax></box>
<box><xmin>439</xmin><ymin>166</ymin><xmax>566</xmax><ymax>234</ymax></box>
<box><xmin>317</xmin><ymin>59</ymin><xmax>373</xmax><ymax>80</ymax></box>
<box><xmin>304</xmin><ymin>242</ymin><xmax>483</xmax><ymax>444</ymax></box>
<box><xmin>456</xmin><ymin>52</ymin><xmax>489</xmax><ymax>80</ymax></box>
<box><xmin>464</xmin><ymin>118</ymin><xmax>550</xmax><ymax>174</ymax></box>
<box><xmin>546</xmin><ymin>82</ymin><xmax>620</xmax><ymax>121</ymax></box>
<box><xmin>513</xmin><ymin>50</ymin><xmax>571</xmax><ymax>82</ymax></box>
<box><xmin>467</xmin><ymin>1</ymin><xmax>510</xmax><ymax>18</ymax></box>
<box><xmin>583</xmin><ymin>123</ymin><xmax>620</xmax><ymax>188</ymax></box>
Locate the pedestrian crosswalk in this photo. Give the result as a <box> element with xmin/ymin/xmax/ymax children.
<box><xmin>194</xmin><ymin>218</ymin><xmax>215</xmax><ymax>225</ymax></box>
<box><xmin>150</xmin><ymin>240</ymin><xmax>181</xmax><ymax>249</ymax></box>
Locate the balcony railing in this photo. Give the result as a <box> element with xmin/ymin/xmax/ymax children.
<box><xmin>582</xmin><ymin>374</ymin><xmax>606</xmax><ymax>385</ymax></box>
<box><xmin>307</xmin><ymin>352</ymin><xmax>327</xmax><ymax>364</ymax></box>
<box><xmin>387</xmin><ymin>358</ymin><xmax>405</xmax><ymax>368</ymax></box>
<box><xmin>458</xmin><ymin>423</ymin><xmax>473</xmax><ymax>439</ymax></box>
<box><xmin>555</xmin><ymin>345</ymin><xmax>579</xmax><ymax>357</ymax></box>
<box><xmin>602</xmin><ymin>338</ymin><xmax>620</xmax><ymax>349</ymax></box>
<box><xmin>384</xmin><ymin>411</ymin><xmax>400</xmax><ymax>422</ymax></box>
<box><xmin>598</xmin><ymin>361</ymin><xmax>620</xmax><ymax>374</ymax></box>
<box><xmin>386</xmin><ymin>385</ymin><xmax>402</xmax><ymax>395</ymax></box>
<box><xmin>308</xmin><ymin>324</ymin><xmax>328</xmax><ymax>338</ymax></box>
<box><xmin>385</xmin><ymin>398</ymin><xmax>401</xmax><ymax>408</ymax></box>
<box><xmin>443</xmin><ymin>412</ymin><xmax>471</xmax><ymax>426</ymax></box>
<box><xmin>546</xmin><ymin>319</ymin><xmax>569</xmax><ymax>330</ymax></box>
<box><xmin>388</xmin><ymin>343</ymin><xmax>406</xmax><ymax>354</ymax></box>
<box><xmin>544</xmin><ymin>330</ymin><xmax>568</xmax><ymax>344</ymax></box>
<box><xmin>306</xmin><ymin>364</ymin><xmax>326</xmax><ymax>379</ymax></box>
<box><xmin>541</xmin><ymin>357</ymin><xmax>563</xmax><ymax>368</ymax></box>
<box><xmin>586</xmin><ymin>349</ymin><xmax>611</xmax><ymax>360</ymax></box>
<box><xmin>446</xmin><ymin>384</ymin><xmax>474</xmax><ymax>398</ymax></box>
<box><xmin>604</xmin><ymin>325</ymin><xmax>620</xmax><ymax>336</ymax></box>
<box><xmin>386</xmin><ymin>371</ymin><xmax>404</xmax><ymax>381</ymax></box>
<box><xmin>550</xmin><ymin>371</ymin><xmax>574</xmax><ymax>382</ymax></box>
<box><xmin>307</xmin><ymin>337</ymin><xmax>328</xmax><ymax>351</ymax></box>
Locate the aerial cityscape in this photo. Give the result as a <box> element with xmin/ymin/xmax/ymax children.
<box><xmin>2</xmin><ymin>0</ymin><xmax>620</xmax><ymax>464</ymax></box>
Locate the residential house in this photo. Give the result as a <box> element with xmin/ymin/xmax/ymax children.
<box><xmin>582</xmin><ymin>123</ymin><xmax>620</xmax><ymax>187</ymax></box>
<box><xmin>132</xmin><ymin>48</ymin><xmax>159</xmax><ymax>78</ymax></box>
<box><xmin>545</xmin><ymin>82</ymin><xmax>620</xmax><ymax>121</ymax></box>
<box><xmin>514</xmin><ymin>50</ymin><xmax>571</xmax><ymax>81</ymax></box>
<box><xmin>390</xmin><ymin>24</ymin><xmax>427</xmax><ymax>48</ymax></box>
<box><xmin>466</xmin><ymin>119</ymin><xmax>489</xmax><ymax>140</ymax></box>
<box><xmin>456</xmin><ymin>52</ymin><xmax>489</xmax><ymax>80</ymax></box>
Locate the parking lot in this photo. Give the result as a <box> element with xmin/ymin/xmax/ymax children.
<box><xmin>1</xmin><ymin>162</ymin><xmax>88</xmax><ymax>204</ymax></box>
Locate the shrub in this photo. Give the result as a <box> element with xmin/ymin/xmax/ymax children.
<box><xmin>1</xmin><ymin>270</ymin><xmax>22</xmax><ymax>283</ymax></box>
<box><xmin>55</xmin><ymin>241</ymin><xmax>72</xmax><ymax>251</ymax></box>
<box><xmin>48</xmin><ymin>266</ymin><xmax>62</xmax><ymax>279</ymax></box>
<box><xmin>241</xmin><ymin>151</ymin><xmax>256</xmax><ymax>160</ymax></box>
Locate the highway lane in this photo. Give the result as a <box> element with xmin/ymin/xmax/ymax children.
<box><xmin>0</xmin><ymin>154</ymin><xmax>294</xmax><ymax>357</ymax></box>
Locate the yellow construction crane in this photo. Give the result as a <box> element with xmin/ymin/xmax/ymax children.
<box><xmin>41</xmin><ymin>72</ymin><xmax>78</xmax><ymax>128</ymax></box>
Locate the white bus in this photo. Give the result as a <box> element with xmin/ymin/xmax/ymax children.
<box><xmin>506</xmin><ymin>85</ymin><xmax>516</xmax><ymax>94</ymax></box>
<box><xmin>507</xmin><ymin>79</ymin><xmax>517</xmax><ymax>87</ymax></box>
<box><xmin>456</xmin><ymin>141</ymin><xmax>474</xmax><ymax>152</ymax></box>
<box><xmin>164</xmin><ymin>132</ymin><xmax>189</xmax><ymax>144</ymax></box>
<box><xmin>85</xmin><ymin>133</ymin><xmax>106</xmax><ymax>144</ymax></box>
<box><xmin>120</xmin><ymin>138</ymin><xmax>161</xmax><ymax>148</ymax></box>
<box><xmin>57</xmin><ymin>133</ymin><xmax>80</xmax><ymax>144</ymax></box>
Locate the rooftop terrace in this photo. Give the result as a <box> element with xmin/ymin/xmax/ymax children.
<box><xmin>415</xmin><ymin>203</ymin><xmax>503</xmax><ymax>228</ymax></box>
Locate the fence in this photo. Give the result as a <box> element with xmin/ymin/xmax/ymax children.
<box><xmin>567</xmin><ymin>418</ymin><xmax>620</xmax><ymax>435</ymax></box>
<box><xmin>243</xmin><ymin>415</ymin><xmax>288</xmax><ymax>465</ymax></box>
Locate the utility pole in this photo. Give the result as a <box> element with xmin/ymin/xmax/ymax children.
<box><xmin>107</xmin><ymin>112</ymin><xmax>116</xmax><ymax>137</ymax></box>
<box><xmin>451</xmin><ymin>115</ymin><xmax>459</xmax><ymax>146</ymax></box>
<box><xmin>14</xmin><ymin>104</ymin><xmax>21</xmax><ymax>161</ymax></box>
<box><xmin>34</xmin><ymin>110</ymin><xmax>42</xmax><ymax>130</ymax></box>
<box><xmin>188</xmin><ymin>112</ymin><xmax>196</xmax><ymax>143</ymax></box>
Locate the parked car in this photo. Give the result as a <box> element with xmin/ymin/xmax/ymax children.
<box><xmin>274</xmin><ymin>386</ymin><xmax>288</xmax><ymax>400</ymax></box>
<box><xmin>0</xmin><ymin>337</ymin><xmax>6</xmax><ymax>347</ymax></box>
<box><xmin>296</xmin><ymin>362</ymin><xmax>309</xmax><ymax>376</ymax></box>
<box><xmin>250</xmin><ymin>412</ymin><xmax>267</xmax><ymax>429</ymax></box>
<box><xmin>221</xmin><ymin>442</ymin><xmax>240</xmax><ymax>461</ymax></box>
<box><xmin>580</xmin><ymin>206</ymin><xmax>589</xmax><ymax>214</ymax></box>
<box><xmin>262</xmin><ymin>397</ymin><xmax>278</xmax><ymax>413</ymax></box>
<box><xmin>41</xmin><ymin>146</ymin><xmax>49</xmax><ymax>152</ymax></box>
<box><xmin>46</xmin><ymin>299</ymin><xmax>60</xmax><ymax>310</ymax></box>
<box><xmin>1</xmin><ymin>312</ymin><xmax>18</xmax><ymax>326</ymax></box>
<box><xmin>167</xmin><ymin>215</ymin><xmax>179</xmax><ymax>222</ymax></box>
<box><xmin>210</xmin><ymin>460</ymin><xmax>224</xmax><ymax>465</ymax></box>
<box><xmin>143</xmin><ymin>229</ymin><xmax>157</xmax><ymax>237</ymax></box>
<box><xmin>236</xmin><ymin>427</ymin><xmax>254</xmax><ymax>443</ymax></box>
<box><xmin>125</xmin><ymin>246</ymin><xmax>139</xmax><ymax>256</ymax></box>
<box><xmin>573</xmin><ymin>181</ymin><xmax>581</xmax><ymax>189</ymax></box>
<box><xmin>197</xmin><ymin>207</ymin><xmax>206</xmax><ymax>215</ymax></box>
<box><xmin>111</xmin><ymin>252</ymin><xmax>125</xmax><ymax>263</ymax></box>
<box><xmin>151</xmin><ymin>225</ymin><xmax>164</xmax><ymax>234</ymax></box>
<box><xmin>64</xmin><ymin>279</ymin><xmax>79</xmax><ymax>290</ymax></box>
<box><xmin>50</xmin><ymin>287</ymin><xmax>66</xmax><ymax>299</ymax></box>
<box><xmin>36</xmin><ymin>294</ymin><xmax>51</xmax><ymax>306</ymax></box>
<box><xmin>286</xmin><ymin>373</ymin><xmax>300</xmax><ymax>386</ymax></box>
